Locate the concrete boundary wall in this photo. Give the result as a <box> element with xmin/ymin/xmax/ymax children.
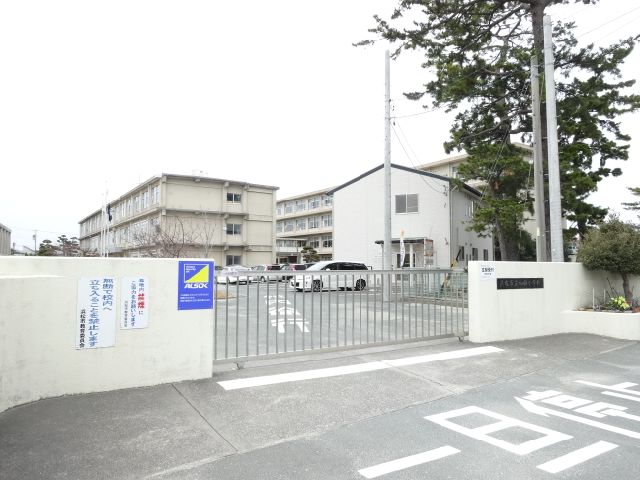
<box><xmin>469</xmin><ymin>261</ymin><xmax>640</xmax><ymax>343</ymax></box>
<box><xmin>0</xmin><ymin>257</ymin><xmax>213</xmax><ymax>413</ymax></box>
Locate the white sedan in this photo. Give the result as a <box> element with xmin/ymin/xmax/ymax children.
<box><xmin>216</xmin><ymin>265</ymin><xmax>253</xmax><ymax>284</ymax></box>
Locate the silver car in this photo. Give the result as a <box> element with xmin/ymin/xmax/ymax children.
<box><xmin>216</xmin><ymin>265</ymin><xmax>253</xmax><ymax>284</ymax></box>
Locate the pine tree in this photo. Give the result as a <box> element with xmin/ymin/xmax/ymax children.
<box><xmin>358</xmin><ymin>0</ymin><xmax>640</xmax><ymax>259</ymax></box>
<box><xmin>623</xmin><ymin>187</ymin><xmax>640</xmax><ymax>212</ymax></box>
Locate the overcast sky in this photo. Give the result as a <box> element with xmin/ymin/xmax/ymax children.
<box><xmin>1</xmin><ymin>0</ymin><xmax>639</xmax><ymax>250</ymax></box>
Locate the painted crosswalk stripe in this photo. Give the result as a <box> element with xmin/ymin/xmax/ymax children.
<box><xmin>358</xmin><ymin>446</ymin><xmax>460</xmax><ymax>479</ymax></box>
<box><xmin>217</xmin><ymin>346</ymin><xmax>502</xmax><ymax>390</ymax></box>
<box><xmin>537</xmin><ymin>441</ymin><xmax>618</xmax><ymax>474</ymax></box>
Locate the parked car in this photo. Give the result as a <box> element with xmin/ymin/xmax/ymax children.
<box><xmin>281</xmin><ymin>263</ymin><xmax>307</xmax><ymax>280</ymax></box>
<box><xmin>216</xmin><ymin>265</ymin><xmax>253</xmax><ymax>284</ymax></box>
<box><xmin>291</xmin><ymin>261</ymin><xmax>368</xmax><ymax>292</ymax></box>
<box><xmin>252</xmin><ymin>264</ymin><xmax>283</xmax><ymax>282</ymax></box>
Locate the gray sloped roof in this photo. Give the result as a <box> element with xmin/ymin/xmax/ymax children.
<box><xmin>327</xmin><ymin>163</ymin><xmax>482</xmax><ymax>197</ymax></box>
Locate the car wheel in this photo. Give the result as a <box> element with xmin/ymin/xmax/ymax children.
<box><xmin>355</xmin><ymin>279</ymin><xmax>366</xmax><ymax>291</ymax></box>
<box><xmin>312</xmin><ymin>280</ymin><xmax>322</xmax><ymax>292</ymax></box>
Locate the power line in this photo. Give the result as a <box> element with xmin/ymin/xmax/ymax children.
<box><xmin>555</xmin><ymin>4</ymin><xmax>591</xmax><ymax>23</ymax></box>
<box><xmin>391</xmin><ymin>123</ymin><xmax>448</xmax><ymax>195</ymax></box>
<box><xmin>577</xmin><ymin>5</ymin><xmax>640</xmax><ymax>39</ymax></box>
<box><xmin>393</xmin><ymin>120</ymin><xmax>421</xmax><ymax>162</ymax></box>
<box><xmin>591</xmin><ymin>13</ymin><xmax>640</xmax><ymax>44</ymax></box>
<box><xmin>10</xmin><ymin>226</ymin><xmax>78</xmax><ymax>236</ymax></box>
<box><xmin>389</xmin><ymin>70</ymin><xmax>524</xmax><ymax>120</ymax></box>
<box><xmin>391</xmin><ymin>106</ymin><xmax>442</xmax><ymax>119</ymax></box>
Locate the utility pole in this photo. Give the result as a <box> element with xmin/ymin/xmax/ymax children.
<box><xmin>33</xmin><ymin>230</ymin><xmax>37</xmax><ymax>253</ymax></box>
<box><xmin>530</xmin><ymin>55</ymin><xmax>547</xmax><ymax>262</ymax></box>
<box><xmin>384</xmin><ymin>50</ymin><xmax>392</xmax><ymax>300</ymax></box>
<box><xmin>543</xmin><ymin>15</ymin><xmax>564</xmax><ymax>262</ymax></box>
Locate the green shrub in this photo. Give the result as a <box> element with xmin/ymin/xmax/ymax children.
<box><xmin>578</xmin><ymin>217</ymin><xmax>640</xmax><ymax>305</ymax></box>
<box><xmin>605</xmin><ymin>296</ymin><xmax>631</xmax><ymax>311</ymax></box>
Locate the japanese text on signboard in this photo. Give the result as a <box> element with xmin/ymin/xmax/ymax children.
<box><xmin>121</xmin><ymin>276</ymin><xmax>149</xmax><ymax>329</ymax></box>
<box><xmin>76</xmin><ymin>277</ymin><xmax>117</xmax><ymax>349</ymax></box>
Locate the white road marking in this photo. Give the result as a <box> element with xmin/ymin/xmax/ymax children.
<box><xmin>537</xmin><ymin>441</ymin><xmax>618</xmax><ymax>474</ymax></box>
<box><xmin>218</xmin><ymin>345</ymin><xmax>503</xmax><ymax>390</ymax></box>
<box><xmin>219</xmin><ymin>361</ymin><xmax>389</xmax><ymax>390</ymax></box>
<box><xmin>265</xmin><ymin>295</ymin><xmax>309</xmax><ymax>333</ymax></box>
<box><xmin>426</xmin><ymin>406</ymin><xmax>571</xmax><ymax>455</ymax></box>
<box><xmin>358</xmin><ymin>446</ymin><xmax>460</xmax><ymax>479</ymax></box>
<box><xmin>574</xmin><ymin>402</ymin><xmax>626</xmax><ymax>418</ymax></box>
<box><xmin>542</xmin><ymin>394</ymin><xmax>592</xmax><ymax>410</ymax></box>
<box><xmin>603</xmin><ymin>391</ymin><xmax>640</xmax><ymax>403</ymax></box>
<box><xmin>575</xmin><ymin>380</ymin><xmax>640</xmax><ymax>396</ymax></box>
<box><xmin>604</xmin><ymin>408</ymin><xmax>640</xmax><ymax>422</ymax></box>
<box><xmin>524</xmin><ymin>390</ymin><xmax>562</xmax><ymax>401</ymax></box>
<box><xmin>385</xmin><ymin>346</ymin><xmax>503</xmax><ymax>367</ymax></box>
<box><xmin>516</xmin><ymin>397</ymin><xmax>640</xmax><ymax>439</ymax></box>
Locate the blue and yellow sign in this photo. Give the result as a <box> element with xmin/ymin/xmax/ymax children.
<box><xmin>178</xmin><ymin>261</ymin><xmax>214</xmax><ymax>310</ymax></box>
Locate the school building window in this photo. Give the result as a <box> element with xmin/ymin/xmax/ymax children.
<box><xmin>395</xmin><ymin>194</ymin><xmax>419</xmax><ymax>214</ymax></box>
<box><xmin>226</xmin><ymin>223</ymin><xmax>242</xmax><ymax>235</ymax></box>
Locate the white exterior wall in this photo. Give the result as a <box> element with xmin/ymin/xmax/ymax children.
<box><xmin>333</xmin><ymin>168</ymin><xmax>454</xmax><ymax>269</ymax></box>
<box><xmin>0</xmin><ymin>257</ymin><xmax>214</xmax><ymax>413</ymax></box>
<box><xmin>468</xmin><ymin>261</ymin><xmax>640</xmax><ymax>343</ymax></box>
<box><xmin>275</xmin><ymin>188</ymin><xmax>334</xmax><ymax>261</ymax></box>
<box><xmin>0</xmin><ymin>222</ymin><xmax>10</xmax><ymax>255</ymax></box>
<box><xmin>79</xmin><ymin>175</ymin><xmax>277</xmax><ymax>266</ymax></box>
<box><xmin>451</xmin><ymin>190</ymin><xmax>494</xmax><ymax>266</ymax></box>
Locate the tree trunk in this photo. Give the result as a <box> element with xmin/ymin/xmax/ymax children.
<box><xmin>621</xmin><ymin>272</ymin><xmax>632</xmax><ymax>305</ymax></box>
<box><xmin>495</xmin><ymin>219</ymin><xmax>520</xmax><ymax>261</ymax></box>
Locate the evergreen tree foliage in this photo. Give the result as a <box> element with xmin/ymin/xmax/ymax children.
<box><xmin>358</xmin><ymin>0</ymin><xmax>640</xmax><ymax>259</ymax></box>
<box><xmin>300</xmin><ymin>245</ymin><xmax>320</xmax><ymax>263</ymax></box>
<box><xmin>37</xmin><ymin>235</ymin><xmax>82</xmax><ymax>256</ymax></box>
<box><xmin>623</xmin><ymin>187</ymin><xmax>640</xmax><ymax>212</ymax></box>
<box><xmin>577</xmin><ymin>217</ymin><xmax>640</xmax><ymax>304</ymax></box>
<box><xmin>37</xmin><ymin>239</ymin><xmax>56</xmax><ymax>256</ymax></box>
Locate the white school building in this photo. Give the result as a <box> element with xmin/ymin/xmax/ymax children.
<box><xmin>330</xmin><ymin>164</ymin><xmax>493</xmax><ymax>269</ymax></box>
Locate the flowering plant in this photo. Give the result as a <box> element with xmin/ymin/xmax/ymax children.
<box><xmin>606</xmin><ymin>296</ymin><xmax>631</xmax><ymax>311</ymax></box>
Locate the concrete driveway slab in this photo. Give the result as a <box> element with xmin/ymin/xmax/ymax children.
<box><xmin>164</xmin><ymin>341</ymin><xmax>640</xmax><ymax>479</ymax></box>
<box><xmin>1</xmin><ymin>334</ymin><xmax>638</xmax><ymax>480</ymax></box>
<box><xmin>0</xmin><ymin>385</ymin><xmax>235</xmax><ymax>480</ymax></box>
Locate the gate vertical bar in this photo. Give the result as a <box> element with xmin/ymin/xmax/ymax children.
<box><xmin>373</xmin><ymin>273</ymin><xmax>377</xmax><ymax>343</ymax></box>
<box><xmin>283</xmin><ymin>277</ymin><xmax>288</xmax><ymax>353</ymax></box>
<box><xmin>225</xmin><ymin>282</ymin><xmax>229</xmax><ymax>359</ymax></box>
<box><xmin>266</xmin><ymin>280</ymin><xmax>270</xmax><ymax>355</ymax></box>
<box><xmin>235</xmin><ymin>280</ymin><xmax>239</xmax><ymax>357</ymax></box>
<box><xmin>256</xmin><ymin>279</ymin><xmax>260</xmax><ymax>356</ymax></box>
<box><xmin>293</xmin><ymin>278</ymin><xmax>297</xmax><ymax>352</ymax></box>
<box><xmin>214</xmin><ymin>286</ymin><xmax>218</xmax><ymax>360</ymax></box>
<box><xmin>245</xmin><ymin>280</ymin><xmax>250</xmax><ymax>357</ymax></box>
<box><xmin>351</xmin><ymin>274</ymin><xmax>355</xmax><ymax>346</ymax></box>
<box><xmin>319</xmin><ymin>274</ymin><xmax>323</xmax><ymax>348</ymax></box>
<box><xmin>276</xmin><ymin>277</ymin><xmax>280</xmax><ymax>354</ymax></box>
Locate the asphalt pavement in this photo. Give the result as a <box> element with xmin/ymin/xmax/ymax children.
<box><xmin>2</xmin><ymin>334</ymin><xmax>639</xmax><ymax>479</ymax></box>
<box><xmin>213</xmin><ymin>283</ymin><xmax>467</xmax><ymax>360</ymax></box>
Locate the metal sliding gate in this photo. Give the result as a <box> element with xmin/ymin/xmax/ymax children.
<box><xmin>213</xmin><ymin>269</ymin><xmax>467</xmax><ymax>361</ymax></box>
